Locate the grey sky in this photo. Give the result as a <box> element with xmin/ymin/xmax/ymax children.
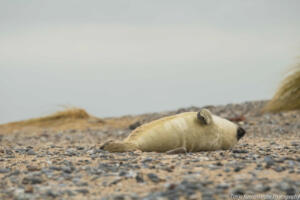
<box><xmin>0</xmin><ymin>0</ymin><xmax>300</xmax><ymax>124</ymax></box>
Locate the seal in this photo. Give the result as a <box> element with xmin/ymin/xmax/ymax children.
<box><xmin>100</xmin><ymin>109</ymin><xmax>246</xmax><ymax>153</ymax></box>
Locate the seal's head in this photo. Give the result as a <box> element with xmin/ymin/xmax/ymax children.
<box><xmin>197</xmin><ymin>109</ymin><xmax>246</xmax><ymax>149</ymax></box>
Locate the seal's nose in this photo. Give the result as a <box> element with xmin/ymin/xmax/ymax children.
<box><xmin>237</xmin><ymin>127</ymin><xmax>246</xmax><ymax>140</ymax></box>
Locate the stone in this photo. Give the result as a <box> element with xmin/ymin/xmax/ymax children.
<box><xmin>0</xmin><ymin>168</ymin><xmax>10</xmax><ymax>173</ymax></box>
<box><xmin>254</xmin><ymin>184</ymin><xmax>270</xmax><ymax>192</ymax></box>
<box><xmin>147</xmin><ymin>173</ymin><xmax>160</xmax><ymax>183</ymax></box>
<box><xmin>264</xmin><ymin>156</ymin><xmax>274</xmax><ymax>168</ymax></box>
<box><xmin>26</xmin><ymin>149</ymin><xmax>36</xmax><ymax>155</ymax></box>
<box><xmin>22</xmin><ymin>176</ymin><xmax>43</xmax><ymax>184</ymax></box>
<box><xmin>230</xmin><ymin>187</ymin><xmax>245</xmax><ymax>196</ymax></box>
<box><xmin>76</xmin><ymin>188</ymin><xmax>89</xmax><ymax>194</ymax></box>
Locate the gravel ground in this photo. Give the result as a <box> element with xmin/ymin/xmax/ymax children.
<box><xmin>0</xmin><ymin>101</ymin><xmax>299</xmax><ymax>200</ymax></box>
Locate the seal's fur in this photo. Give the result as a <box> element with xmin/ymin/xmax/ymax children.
<box><xmin>101</xmin><ymin>109</ymin><xmax>244</xmax><ymax>153</ymax></box>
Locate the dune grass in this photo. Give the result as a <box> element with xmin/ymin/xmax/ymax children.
<box><xmin>0</xmin><ymin>107</ymin><xmax>140</xmax><ymax>133</ymax></box>
<box><xmin>0</xmin><ymin>108</ymin><xmax>95</xmax><ymax>130</ymax></box>
<box><xmin>263</xmin><ymin>62</ymin><xmax>300</xmax><ymax>113</ymax></box>
<box><xmin>18</xmin><ymin>108</ymin><xmax>89</xmax><ymax>125</ymax></box>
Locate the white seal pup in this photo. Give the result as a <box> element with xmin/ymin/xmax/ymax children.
<box><xmin>100</xmin><ymin>109</ymin><xmax>246</xmax><ymax>153</ymax></box>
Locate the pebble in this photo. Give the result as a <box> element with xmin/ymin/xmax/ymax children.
<box><xmin>264</xmin><ymin>156</ymin><xmax>275</xmax><ymax>168</ymax></box>
<box><xmin>234</xmin><ymin>166</ymin><xmax>243</xmax><ymax>172</ymax></box>
<box><xmin>22</xmin><ymin>176</ymin><xmax>43</xmax><ymax>184</ymax></box>
<box><xmin>230</xmin><ymin>187</ymin><xmax>245</xmax><ymax>196</ymax></box>
<box><xmin>112</xmin><ymin>195</ymin><xmax>125</xmax><ymax>200</ymax></box>
<box><xmin>216</xmin><ymin>183</ymin><xmax>229</xmax><ymax>190</ymax></box>
<box><xmin>135</xmin><ymin>172</ymin><xmax>144</xmax><ymax>183</ymax></box>
<box><xmin>26</xmin><ymin>165</ymin><xmax>40</xmax><ymax>172</ymax></box>
<box><xmin>109</xmin><ymin>178</ymin><xmax>122</xmax><ymax>185</ymax></box>
<box><xmin>142</xmin><ymin>158</ymin><xmax>153</xmax><ymax>163</ymax></box>
<box><xmin>253</xmin><ymin>184</ymin><xmax>270</xmax><ymax>192</ymax></box>
<box><xmin>45</xmin><ymin>189</ymin><xmax>59</xmax><ymax>198</ymax></box>
<box><xmin>0</xmin><ymin>100</ymin><xmax>299</xmax><ymax>199</ymax></box>
<box><xmin>147</xmin><ymin>173</ymin><xmax>161</xmax><ymax>183</ymax></box>
<box><xmin>0</xmin><ymin>168</ymin><xmax>10</xmax><ymax>173</ymax></box>
<box><xmin>232</xmin><ymin>149</ymin><xmax>249</xmax><ymax>153</ymax></box>
<box><xmin>5</xmin><ymin>149</ymin><xmax>13</xmax><ymax>155</ymax></box>
<box><xmin>76</xmin><ymin>188</ymin><xmax>89</xmax><ymax>194</ymax></box>
<box><xmin>274</xmin><ymin>166</ymin><xmax>285</xmax><ymax>172</ymax></box>
<box><xmin>277</xmin><ymin>182</ymin><xmax>296</xmax><ymax>195</ymax></box>
<box><xmin>24</xmin><ymin>185</ymin><xmax>34</xmax><ymax>193</ymax></box>
<box><xmin>26</xmin><ymin>149</ymin><xmax>36</xmax><ymax>155</ymax></box>
<box><xmin>62</xmin><ymin>166</ymin><xmax>73</xmax><ymax>173</ymax></box>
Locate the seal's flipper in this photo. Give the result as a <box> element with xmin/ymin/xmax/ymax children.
<box><xmin>197</xmin><ymin>109</ymin><xmax>213</xmax><ymax>125</ymax></box>
<box><xmin>166</xmin><ymin>147</ymin><xmax>187</xmax><ymax>154</ymax></box>
<box><xmin>100</xmin><ymin>140</ymin><xmax>138</xmax><ymax>152</ymax></box>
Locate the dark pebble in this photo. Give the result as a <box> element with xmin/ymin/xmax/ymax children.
<box><xmin>22</xmin><ymin>176</ymin><xmax>43</xmax><ymax>184</ymax></box>
<box><xmin>45</xmin><ymin>190</ymin><xmax>59</xmax><ymax>198</ymax></box>
<box><xmin>26</xmin><ymin>165</ymin><xmax>40</xmax><ymax>172</ymax></box>
<box><xmin>98</xmin><ymin>163</ymin><xmax>118</xmax><ymax>173</ymax></box>
<box><xmin>291</xmin><ymin>142</ymin><xmax>299</xmax><ymax>146</ymax></box>
<box><xmin>0</xmin><ymin>168</ymin><xmax>10</xmax><ymax>173</ymax></box>
<box><xmin>26</xmin><ymin>149</ymin><xmax>36</xmax><ymax>155</ymax></box>
<box><xmin>224</xmin><ymin>168</ymin><xmax>231</xmax><ymax>173</ymax></box>
<box><xmin>135</xmin><ymin>172</ymin><xmax>144</xmax><ymax>183</ymax></box>
<box><xmin>62</xmin><ymin>166</ymin><xmax>73</xmax><ymax>173</ymax></box>
<box><xmin>277</xmin><ymin>182</ymin><xmax>296</xmax><ymax>195</ymax></box>
<box><xmin>5</xmin><ymin>149</ymin><xmax>13</xmax><ymax>155</ymax></box>
<box><xmin>118</xmin><ymin>171</ymin><xmax>127</xmax><ymax>176</ymax></box>
<box><xmin>113</xmin><ymin>195</ymin><xmax>125</xmax><ymax>200</ymax></box>
<box><xmin>274</xmin><ymin>166</ymin><xmax>285</xmax><ymax>172</ymax></box>
<box><xmin>202</xmin><ymin>191</ymin><xmax>215</xmax><ymax>200</ymax></box>
<box><xmin>65</xmin><ymin>149</ymin><xmax>78</xmax><ymax>156</ymax></box>
<box><xmin>216</xmin><ymin>183</ymin><xmax>229</xmax><ymax>190</ymax></box>
<box><xmin>49</xmin><ymin>166</ymin><xmax>62</xmax><ymax>171</ymax></box>
<box><xmin>234</xmin><ymin>166</ymin><xmax>243</xmax><ymax>172</ymax></box>
<box><xmin>147</xmin><ymin>173</ymin><xmax>160</xmax><ymax>183</ymax></box>
<box><xmin>76</xmin><ymin>188</ymin><xmax>89</xmax><ymax>194</ymax></box>
<box><xmin>109</xmin><ymin>178</ymin><xmax>122</xmax><ymax>186</ymax></box>
<box><xmin>142</xmin><ymin>158</ymin><xmax>153</xmax><ymax>163</ymax></box>
<box><xmin>63</xmin><ymin>189</ymin><xmax>75</xmax><ymax>196</ymax></box>
<box><xmin>230</xmin><ymin>187</ymin><xmax>245</xmax><ymax>196</ymax></box>
<box><xmin>232</xmin><ymin>149</ymin><xmax>249</xmax><ymax>153</ymax></box>
<box><xmin>264</xmin><ymin>156</ymin><xmax>274</xmax><ymax>168</ymax></box>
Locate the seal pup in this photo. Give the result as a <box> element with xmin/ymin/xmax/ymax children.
<box><xmin>100</xmin><ymin>109</ymin><xmax>246</xmax><ymax>153</ymax></box>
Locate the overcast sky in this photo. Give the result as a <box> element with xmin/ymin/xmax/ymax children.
<box><xmin>1</xmin><ymin>0</ymin><xmax>300</xmax><ymax>124</ymax></box>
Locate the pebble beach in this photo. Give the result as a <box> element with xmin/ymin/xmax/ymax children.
<box><xmin>0</xmin><ymin>100</ymin><xmax>299</xmax><ymax>200</ymax></box>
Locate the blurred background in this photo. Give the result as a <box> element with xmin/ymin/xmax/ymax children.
<box><xmin>0</xmin><ymin>0</ymin><xmax>300</xmax><ymax>124</ymax></box>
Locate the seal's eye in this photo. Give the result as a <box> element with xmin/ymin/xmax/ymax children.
<box><xmin>237</xmin><ymin>127</ymin><xmax>246</xmax><ymax>140</ymax></box>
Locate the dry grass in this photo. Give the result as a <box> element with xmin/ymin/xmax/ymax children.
<box><xmin>263</xmin><ymin>62</ymin><xmax>300</xmax><ymax>113</ymax></box>
<box><xmin>8</xmin><ymin>108</ymin><xmax>90</xmax><ymax>126</ymax></box>
<box><xmin>0</xmin><ymin>108</ymin><xmax>101</xmax><ymax>133</ymax></box>
<box><xmin>0</xmin><ymin>108</ymin><xmax>141</xmax><ymax>134</ymax></box>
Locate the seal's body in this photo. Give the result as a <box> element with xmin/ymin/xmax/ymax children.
<box><xmin>101</xmin><ymin>109</ymin><xmax>245</xmax><ymax>153</ymax></box>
